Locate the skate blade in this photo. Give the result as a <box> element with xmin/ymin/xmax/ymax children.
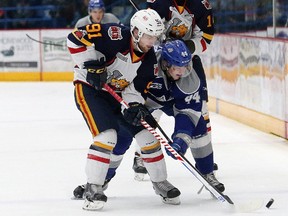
<box><xmin>161</xmin><ymin>196</ymin><xmax>181</xmax><ymax>205</ymax></box>
<box><xmin>134</xmin><ymin>173</ymin><xmax>145</xmax><ymax>181</ymax></box>
<box><xmin>82</xmin><ymin>199</ymin><xmax>105</xmax><ymax>211</ymax></box>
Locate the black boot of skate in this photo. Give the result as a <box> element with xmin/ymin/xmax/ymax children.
<box><xmin>152</xmin><ymin>180</ymin><xmax>181</xmax><ymax>205</ymax></box>
<box><xmin>132</xmin><ymin>152</ymin><xmax>148</xmax><ymax>181</ymax></box>
<box><xmin>82</xmin><ymin>183</ymin><xmax>107</xmax><ymax>211</ymax></box>
<box><xmin>73</xmin><ymin>178</ymin><xmax>111</xmax><ymax>199</ymax></box>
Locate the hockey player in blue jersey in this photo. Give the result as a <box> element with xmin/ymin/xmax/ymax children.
<box><xmin>67</xmin><ymin>9</ymin><xmax>181</xmax><ymax>210</ymax></box>
<box><xmin>146</xmin><ymin>40</ymin><xmax>224</xmax><ymax>192</ymax></box>
<box><xmin>132</xmin><ymin>0</ymin><xmax>217</xmax><ymax>179</ymax></box>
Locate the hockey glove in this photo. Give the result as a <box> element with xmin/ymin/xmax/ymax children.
<box><xmin>84</xmin><ymin>57</ymin><xmax>107</xmax><ymax>90</ymax></box>
<box><xmin>165</xmin><ymin>137</ymin><xmax>188</xmax><ymax>160</ymax></box>
<box><xmin>123</xmin><ymin>102</ymin><xmax>157</xmax><ymax>127</ymax></box>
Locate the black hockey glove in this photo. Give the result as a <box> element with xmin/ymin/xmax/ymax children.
<box><xmin>84</xmin><ymin>57</ymin><xmax>107</xmax><ymax>90</ymax></box>
<box><xmin>123</xmin><ymin>102</ymin><xmax>157</xmax><ymax>127</ymax></box>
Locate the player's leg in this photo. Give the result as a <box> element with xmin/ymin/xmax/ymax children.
<box><xmin>74</xmin><ymin>84</ymin><xmax>119</xmax><ymax>210</ymax></box>
<box><xmin>135</xmin><ymin>129</ymin><xmax>181</xmax><ymax>205</ymax></box>
<box><xmin>73</xmin><ymin>118</ymin><xmax>134</xmax><ymax>199</ymax></box>
<box><xmin>132</xmin><ymin>109</ymin><xmax>163</xmax><ymax>180</ymax></box>
<box><xmin>190</xmin><ymin>116</ymin><xmax>225</xmax><ymax>192</ymax></box>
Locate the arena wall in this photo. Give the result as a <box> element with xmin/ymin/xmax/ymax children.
<box><xmin>200</xmin><ymin>34</ymin><xmax>288</xmax><ymax>139</ymax></box>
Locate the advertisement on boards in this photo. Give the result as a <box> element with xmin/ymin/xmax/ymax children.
<box><xmin>40</xmin><ymin>29</ymin><xmax>74</xmax><ymax>72</ymax></box>
<box><xmin>0</xmin><ymin>30</ymin><xmax>40</xmax><ymax>72</ymax></box>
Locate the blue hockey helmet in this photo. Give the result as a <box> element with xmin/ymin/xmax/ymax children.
<box><xmin>88</xmin><ymin>0</ymin><xmax>105</xmax><ymax>12</ymax></box>
<box><xmin>161</xmin><ymin>40</ymin><xmax>192</xmax><ymax>67</ymax></box>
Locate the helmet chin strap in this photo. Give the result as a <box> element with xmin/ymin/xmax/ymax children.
<box><xmin>132</xmin><ymin>36</ymin><xmax>144</xmax><ymax>53</ymax></box>
<box><xmin>131</xmin><ymin>28</ymin><xmax>145</xmax><ymax>53</ymax></box>
<box><xmin>135</xmin><ymin>42</ymin><xmax>144</xmax><ymax>53</ymax></box>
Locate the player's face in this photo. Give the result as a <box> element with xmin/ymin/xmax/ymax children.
<box><xmin>90</xmin><ymin>9</ymin><xmax>104</xmax><ymax>23</ymax></box>
<box><xmin>167</xmin><ymin>65</ymin><xmax>187</xmax><ymax>80</ymax></box>
<box><xmin>138</xmin><ymin>33</ymin><xmax>158</xmax><ymax>53</ymax></box>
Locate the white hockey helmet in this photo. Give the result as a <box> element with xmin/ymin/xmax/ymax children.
<box><xmin>130</xmin><ymin>9</ymin><xmax>164</xmax><ymax>43</ymax></box>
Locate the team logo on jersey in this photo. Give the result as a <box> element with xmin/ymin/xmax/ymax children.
<box><xmin>170</xmin><ymin>24</ymin><xmax>188</xmax><ymax>38</ymax></box>
<box><xmin>110</xmin><ymin>78</ymin><xmax>129</xmax><ymax>90</ymax></box>
<box><xmin>149</xmin><ymin>82</ymin><xmax>162</xmax><ymax>89</ymax></box>
<box><xmin>74</xmin><ymin>30</ymin><xmax>87</xmax><ymax>40</ymax></box>
<box><xmin>108</xmin><ymin>26</ymin><xmax>123</xmax><ymax>40</ymax></box>
<box><xmin>107</xmin><ymin>70</ymin><xmax>129</xmax><ymax>90</ymax></box>
<box><xmin>201</xmin><ymin>0</ymin><xmax>212</xmax><ymax>10</ymax></box>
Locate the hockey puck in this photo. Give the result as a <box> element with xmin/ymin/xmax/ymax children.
<box><xmin>266</xmin><ymin>198</ymin><xmax>274</xmax><ymax>208</ymax></box>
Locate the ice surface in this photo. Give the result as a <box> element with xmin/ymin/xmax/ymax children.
<box><xmin>0</xmin><ymin>82</ymin><xmax>287</xmax><ymax>216</ymax></box>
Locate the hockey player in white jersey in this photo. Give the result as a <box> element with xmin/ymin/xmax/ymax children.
<box><xmin>67</xmin><ymin>9</ymin><xmax>180</xmax><ymax>211</ymax></box>
<box><xmin>75</xmin><ymin>0</ymin><xmax>121</xmax><ymax>28</ymax></box>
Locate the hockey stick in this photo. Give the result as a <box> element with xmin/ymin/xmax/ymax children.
<box><xmin>128</xmin><ymin>0</ymin><xmax>140</xmax><ymax>11</ymax></box>
<box><xmin>102</xmin><ymin>83</ymin><xmax>233</xmax><ymax>205</ymax></box>
<box><xmin>147</xmin><ymin>118</ymin><xmax>210</xmax><ymax>195</ymax></box>
<box><xmin>26</xmin><ymin>34</ymin><xmax>65</xmax><ymax>47</ymax></box>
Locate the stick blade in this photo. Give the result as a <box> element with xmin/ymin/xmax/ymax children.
<box><xmin>223</xmin><ymin>195</ymin><xmax>234</xmax><ymax>204</ymax></box>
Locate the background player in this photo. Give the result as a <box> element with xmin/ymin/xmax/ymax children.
<box><xmin>75</xmin><ymin>0</ymin><xmax>120</xmax><ymax>28</ymax></box>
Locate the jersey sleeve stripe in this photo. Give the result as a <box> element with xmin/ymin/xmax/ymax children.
<box><xmin>202</xmin><ymin>33</ymin><xmax>213</xmax><ymax>42</ymax></box>
<box><xmin>71</xmin><ymin>30</ymin><xmax>93</xmax><ymax>46</ymax></box>
<box><xmin>68</xmin><ymin>46</ymin><xmax>87</xmax><ymax>54</ymax></box>
<box><xmin>200</xmin><ymin>38</ymin><xmax>207</xmax><ymax>52</ymax></box>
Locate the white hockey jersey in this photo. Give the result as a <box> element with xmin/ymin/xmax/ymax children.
<box><xmin>67</xmin><ymin>23</ymin><xmax>158</xmax><ymax>105</ymax></box>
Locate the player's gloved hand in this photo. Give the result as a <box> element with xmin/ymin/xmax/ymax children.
<box><xmin>165</xmin><ymin>137</ymin><xmax>188</xmax><ymax>159</ymax></box>
<box><xmin>123</xmin><ymin>102</ymin><xmax>157</xmax><ymax>127</ymax></box>
<box><xmin>84</xmin><ymin>57</ymin><xmax>107</xmax><ymax>90</ymax></box>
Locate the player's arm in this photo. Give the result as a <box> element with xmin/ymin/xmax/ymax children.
<box><xmin>185</xmin><ymin>4</ymin><xmax>214</xmax><ymax>55</ymax></box>
<box><xmin>67</xmin><ymin>24</ymin><xmax>109</xmax><ymax>88</ymax></box>
<box><xmin>67</xmin><ymin>23</ymin><xmax>106</xmax><ymax>67</ymax></box>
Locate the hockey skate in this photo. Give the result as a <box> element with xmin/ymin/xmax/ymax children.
<box><xmin>73</xmin><ymin>178</ymin><xmax>111</xmax><ymax>200</ymax></box>
<box><xmin>152</xmin><ymin>180</ymin><xmax>181</xmax><ymax>205</ymax></box>
<box><xmin>82</xmin><ymin>183</ymin><xmax>107</xmax><ymax>211</ymax></box>
<box><xmin>204</xmin><ymin>172</ymin><xmax>225</xmax><ymax>192</ymax></box>
<box><xmin>73</xmin><ymin>184</ymin><xmax>85</xmax><ymax>199</ymax></box>
<box><xmin>132</xmin><ymin>153</ymin><xmax>148</xmax><ymax>181</ymax></box>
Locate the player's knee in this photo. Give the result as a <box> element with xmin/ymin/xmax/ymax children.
<box><xmin>92</xmin><ymin>129</ymin><xmax>117</xmax><ymax>152</ymax></box>
<box><xmin>135</xmin><ymin>129</ymin><xmax>161</xmax><ymax>154</ymax></box>
<box><xmin>190</xmin><ymin>133</ymin><xmax>213</xmax><ymax>158</ymax></box>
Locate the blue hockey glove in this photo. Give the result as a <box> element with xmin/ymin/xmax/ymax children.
<box><xmin>84</xmin><ymin>57</ymin><xmax>107</xmax><ymax>90</ymax></box>
<box><xmin>165</xmin><ymin>137</ymin><xmax>188</xmax><ymax>159</ymax></box>
<box><xmin>123</xmin><ymin>102</ymin><xmax>157</xmax><ymax>127</ymax></box>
